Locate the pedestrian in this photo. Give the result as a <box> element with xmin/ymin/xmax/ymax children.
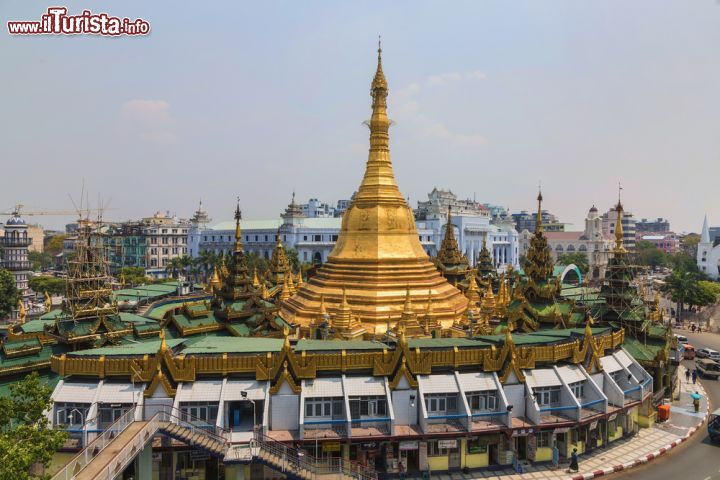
<box><xmin>693</xmin><ymin>392</ymin><xmax>701</xmax><ymax>413</ymax></box>
<box><xmin>568</xmin><ymin>448</ymin><xmax>579</xmax><ymax>473</ymax></box>
<box><xmin>399</xmin><ymin>458</ymin><xmax>406</xmax><ymax>479</ymax></box>
<box><xmin>692</xmin><ymin>369</ymin><xmax>698</xmax><ymax>384</ymax></box>
<box><xmin>685</xmin><ymin>369</ymin><xmax>691</xmax><ymax>383</ymax></box>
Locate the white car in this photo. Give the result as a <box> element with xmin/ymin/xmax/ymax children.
<box><xmin>696</xmin><ymin>348</ymin><xmax>720</xmax><ymax>361</ymax></box>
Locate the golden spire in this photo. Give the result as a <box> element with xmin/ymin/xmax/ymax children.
<box><xmin>279</xmin><ymin>275</ymin><xmax>291</xmax><ymax>302</ymax></box>
<box><xmin>260</xmin><ymin>283</ymin><xmax>270</xmax><ymax>300</ymax></box>
<box><xmin>535</xmin><ymin>186</ymin><xmax>544</xmax><ymax>234</ymax></box>
<box><xmin>319</xmin><ymin>294</ymin><xmax>327</xmax><ymax>317</ymax></box>
<box><xmin>44</xmin><ymin>291</ymin><xmax>52</xmax><ymax>313</ymax></box>
<box><xmin>614</xmin><ymin>195</ymin><xmax>627</xmax><ymax>253</ymax></box>
<box><xmin>480</xmin><ymin>281</ymin><xmax>496</xmax><ymax>316</ymax></box>
<box><xmin>465</xmin><ymin>272</ymin><xmax>482</xmax><ymax>312</ymax></box>
<box><xmin>252</xmin><ymin>267</ymin><xmax>260</xmax><ymax>288</ymax></box>
<box><xmin>234</xmin><ymin>197</ymin><xmax>243</xmax><ymax>253</ymax></box>
<box><xmin>295</xmin><ymin>271</ymin><xmax>304</xmax><ymax>288</ymax></box>
<box><xmin>333</xmin><ymin>288</ymin><xmax>353</xmax><ymax>331</ymax></box>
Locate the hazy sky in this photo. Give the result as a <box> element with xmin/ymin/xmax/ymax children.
<box><xmin>1</xmin><ymin>1</ymin><xmax>718</xmax><ymax>232</ymax></box>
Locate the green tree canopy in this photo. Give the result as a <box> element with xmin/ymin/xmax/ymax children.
<box><xmin>0</xmin><ymin>269</ymin><xmax>20</xmax><ymax>318</ymax></box>
<box><xmin>119</xmin><ymin>266</ymin><xmax>150</xmax><ymax>286</ymax></box>
<box><xmin>0</xmin><ymin>372</ymin><xmax>67</xmax><ymax>479</ymax></box>
<box><xmin>28</xmin><ymin>252</ymin><xmax>53</xmax><ymax>272</ymax></box>
<box><xmin>28</xmin><ymin>276</ymin><xmax>65</xmax><ymax>296</ymax></box>
<box><xmin>44</xmin><ymin>235</ymin><xmax>67</xmax><ymax>256</ymax></box>
<box><xmin>634</xmin><ymin>241</ymin><xmax>667</xmax><ymax>270</ymax></box>
<box><xmin>556</xmin><ymin>252</ymin><xmax>589</xmax><ymax>274</ymax></box>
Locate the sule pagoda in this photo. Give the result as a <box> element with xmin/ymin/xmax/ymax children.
<box><xmin>0</xmin><ymin>44</ymin><xmax>678</xmax><ymax>480</ymax></box>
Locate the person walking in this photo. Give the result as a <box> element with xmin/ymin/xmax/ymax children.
<box><xmin>685</xmin><ymin>368</ymin><xmax>691</xmax><ymax>383</ymax></box>
<box><xmin>692</xmin><ymin>369</ymin><xmax>698</xmax><ymax>384</ymax></box>
<box><xmin>693</xmin><ymin>392</ymin><xmax>701</xmax><ymax>413</ymax></box>
<box><xmin>568</xmin><ymin>448</ymin><xmax>579</xmax><ymax>473</ymax></box>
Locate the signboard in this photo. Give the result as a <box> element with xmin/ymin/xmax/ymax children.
<box><xmin>553</xmin><ymin>427</ymin><xmax>570</xmax><ymax>434</ymax></box>
<box><xmin>399</xmin><ymin>441</ymin><xmax>419</xmax><ymax>451</ymax></box>
<box><xmin>438</xmin><ymin>439</ymin><xmax>457</xmax><ymax>449</ymax></box>
<box><xmin>361</xmin><ymin>443</ymin><xmax>377</xmax><ymax>449</ymax></box>
<box><xmin>608</xmin><ymin>413</ymin><xmax>617</xmax><ymax>421</ymax></box>
<box><xmin>190</xmin><ymin>451</ymin><xmax>210</xmax><ymax>461</ymax></box>
<box><xmin>323</xmin><ymin>441</ymin><xmax>341</xmax><ymax>453</ymax></box>
<box><xmin>589</xmin><ymin>421</ymin><xmax>598</xmax><ymax>431</ymax></box>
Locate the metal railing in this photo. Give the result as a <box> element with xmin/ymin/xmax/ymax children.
<box><xmin>252</xmin><ymin>431</ymin><xmax>377</xmax><ymax>480</ymax></box>
<box><xmin>2</xmin><ymin>260</ymin><xmax>31</xmax><ymax>270</ymax></box>
<box><xmin>95</xmin><ymin>411</ymin><xmax>164</xmax><ymax>480</ymax></box>
<box><xmin>1</xmin><ymin>237</ymin><xmax>32</xmax><ymax>246</ymax></box>
<box><xmin>52</xmin><ymin>407</ymin><xmax>137</xmax><ymax>480</ymax></box>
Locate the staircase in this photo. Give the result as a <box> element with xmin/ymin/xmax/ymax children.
<box><xmin>251</xmin><ymin>432</ymin><xmax>377</xmax><ymax>480</ymax></box>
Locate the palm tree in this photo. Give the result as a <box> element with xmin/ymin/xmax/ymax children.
<box><xmin>197</xmin><ymin>250</ymin><xmax>219</xmax><ymax>282</ymax></box>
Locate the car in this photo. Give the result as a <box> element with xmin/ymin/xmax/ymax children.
<box><xmin>696</xmin><ymin>358</ymin><xmax>720</xmax><ymax>379</ymax></box>
<box><xmin>696</xmin><ymin>348</ymin><xmax>720</xmax><ymax>361</ymax></box>
<box><xmin>674</xmin><ymin>334</ymin><xmax>688</xmax><ymax>344</ymax></box>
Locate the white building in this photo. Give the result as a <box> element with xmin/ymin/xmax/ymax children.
<box><xmin>520</xmin><ymin>206</ymin><xmax>614</xmax><ymax>280</ymax></box>
<box><xmin>142</xmin><ymin>212</ymin><xmax>190</xmax><ymax>278</ymax></box>
<box><xmin>697</xmin><ymin>215</ymin><xmax>720</xmax><ymax>279</ymax></box>
<box><xmin>1</xmin><ymin>211</ymin><xmax>32</xmax><ymax>301</ymax></box>
<box><xmin>602</xmin><ymin>206</ymin><xmax>636</xmax><ymax>250</ymax></box>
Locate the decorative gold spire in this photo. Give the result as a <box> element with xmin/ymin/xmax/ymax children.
<box><xmin>44</xmin><ymin>291</ymin><xmax>52</xmax><ymax>313</ymax></box>
<box><xmin>296</xmin><ymin>271</ymin><xmax>304</xmax><ymax>288</ymax></box>
<box><xmin>17</xmin><ymin>299</ymin><xmax>26</xmax><ymax>324</ymax></box>
<box><xmin>279</xmin><ymin>275</ymin><xmax>291</xmax><ymax>302</ymax></box>
<box><xmin>465</xmin><ymin>271</ymin><xmax>482</xmax><ymax>315</ymax></box>
<box><xmin>252</xmin><ymin>267</ymin><xmax>260</xmax><ymax>288</ymax></box>
<box><xmin>159</xmin><ymin>327</ymin><xmax>167</xmax><ymax>352</ymax></box>
<box><xmin>614</xmin><ymin>199</ymin><xmax>626</xmax><ymax>253</ymax></box>
<box><xmin>535</xmin><ymin>187</ymin><xmax>543</xmax><ymax>234</ymax></box>
<box><xmin>234</xmin><ymin>198</ymin><xmax>243</xmax><ymax>253</ymax></box>
<box><xmin>480</xmin><ymin>281</ymin><xmax>497</xmax><ymax>317</ymax></box>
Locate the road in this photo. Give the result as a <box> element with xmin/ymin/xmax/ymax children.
<box><xmin>615</xmin><ymin>330</ymin><xmax>720</xmax><ymax>480</ymax></box>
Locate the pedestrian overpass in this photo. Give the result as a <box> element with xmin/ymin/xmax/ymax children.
<box><xmin>52</xmin><ymin>407</ymin><xmax>376</xmax><ymax>480</ymax></box>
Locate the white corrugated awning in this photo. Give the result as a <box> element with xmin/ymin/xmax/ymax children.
<box><xmin>97</xmin><ymin>382</ymin><xmax>143</xmax><ymax>404</ymax></box>
<box><xmin>176</xmin><ymin>380</ymin><xmax>223</xmax><ymax>402</ymax></box>
<box><xmin>600</xmin><ymin>355</ymin><xmax>623</xmax><ymax>373</ymax></box>
<box><xmin>54</xmin><ymin>382</ymin><xmax>99</xmax><ymax>403</ymax></box>
<box><xmin>614</xmin><ymin>350</ymin><xmax>633</xmax><ymax>368</ymax></box>
<box><xmin>223</xmin><ymin>380</ymin><xmax>266</xmax><ymax>401</ymax></box>
<box><xmin>524</xmin><ymin>369</ymin><xmax>562</xmax><ymax>388</ymax></box>
<box><xmin>456</xmin><ymin>372</ymin><xmax>497</xmax><ymax>392</ymax></box>
<box><xmin>302</xmin><ymin>377</ymin><xmax>343</xmax><ymax>398</ymax></box>
<box><xmin>557</xmin><ymin>366</ymin><xmax>586</xmax><ymax>385</ymax></box>
<box><xmin>418</xmin><ymin>374</ymin><xmax>459</xmax><ymax>394</ymax></box>
<box><xmin>344</xmin><ymin>376</ymin><xmax>385</xmax><ymax>396</ymax></box>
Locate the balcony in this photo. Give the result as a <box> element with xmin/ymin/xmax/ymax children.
<box><xmin>350</xmin><ymin>416</ymin><xmax>391</xmax><ymax>437</ymax></box>
<box><xmin>302</xmin><ymin>418</ymin><xmax>347</xmax><ymax>439</ymax></box>
<box><xmin>2</xmin><ymin>260</ymin><xmax>31</xmax><ymax>270</ymax></box>
<box><xmin>2</xmin><ymin>237</ymin><xmax>32</xmax><ymax>247</ymax></box>
<box><xmin>469</xmin><ymin>411</ymin><xmax>507</xmax><ymax>432</ymax></box>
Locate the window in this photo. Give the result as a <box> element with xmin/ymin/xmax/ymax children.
<box><xmin>265</xmin><ymin>235</ymin><xmax>268</xmax><ymax>241</ymax></box>
<box><xmin>55</xmin><ymin>403</ymin><xmax>90</xmax><ymax>427</ymax></box>
<box><xmin>466</xmin><ymin>391</ymin><xmax>497</xmax><ymax>412</ymax></box>
<box><xmin>255</xmin><ymin>235</ymin><xmax>259</xmax><ymax>241</ymax></box>
<box><xmin>172</xmin><ymin>229</ymin><xmax>177</xmax><ymax>234</ymax></box>
<box><xmin>303</xmin><ymin>235</ymin><xmax>308</xmax><ymax>241</ymax></box>
<box><xmin>332</xmin><ymin>235</ymin><xmax>338</xmax><ymax>241</ymax></box>
<box><xmin>569</xmin><ymin>381</ymin><xmax>585</xmax><ymax>399</ymax></box>
<box><xmin>534</xmin><ymin>387</ymin><xmax>561</xmax><ymax>406</ymax></box>
<box><xmin>466</xmin><ymin>437</ymin><xmax>488</xmax><ymax>454</ymax></box>
<box><xmin>314</xmin><ymin>235</ymin><xmax>321</xmax><ymax>242</ymax></box>
<box><xmin>162</xmin><ymin>229</ymin><xmax>168</xmax><ymax>234</ymax></box>
<box><xmin>349</xmin><ymin>396</ymin><xmax>387</xmax><ymax>419</ymax></box>
<box><xmin>428</xmin><ymin>439</ymin><xmax>457</xmax><ymax>456</ymax></box>
<box><xmin>536</xmin><ymin>431</ymin><xmax>552</xmax><ymax>448</ymax></box>
<box><xmin>305</xmin><ymin>397</ymin><xmax>343</xmax><ymax>418</ymax></box>
<box><xmin>425</xmin><ymin>394</ymin><xmax>458</xmax><ymax>414</ymax></box>
<box><xmin>180</xmin><ymin>402</ymin><xmax>219</xmax><ymax>424</ymax></box>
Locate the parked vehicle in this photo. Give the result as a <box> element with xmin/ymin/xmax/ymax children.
<box><xmin>683</xmin><ymin>344</ymin><xmax>696</xmax><ymax>360</ymax></box>
<box><xmin>674</xmin><ymin>334</ymin><xmax>689</xmax><ymax>344</ymax></box>
<box><xmin>709</xmin><ymin>409</ymin><xmax>720</xmax><ymax>443</ymax></box>
<box><xmin>696</xmin><ymin>348</ymin><xmax>720</xmax><ymax>361</ymax></box>
<box><xmin>696</xmin><ymin>359</ymin><xmax>720</xmax><ymax>379</ymax></box>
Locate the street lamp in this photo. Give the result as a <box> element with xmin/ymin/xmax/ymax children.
<box><xmin>241</xmin><ymin>391</ymin><xmax>257</xmax><ymax>433</ymax></box>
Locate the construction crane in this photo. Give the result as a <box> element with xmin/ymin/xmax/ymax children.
<box><xmin>1</xmin><ymin>204</ymin><xmax>114</xmax><ymax>218</ymax></box>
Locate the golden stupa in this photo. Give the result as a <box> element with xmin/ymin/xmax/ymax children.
<box><xmin>281</xmin><ymin>44</ymin><xmax>468</xmax><ymax>330</ymax></box>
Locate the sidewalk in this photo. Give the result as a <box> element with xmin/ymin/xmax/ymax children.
<box><xmin>405</xmin><ymin>366</ymin><xmax>708</xmax><ymax>480</ymax></box>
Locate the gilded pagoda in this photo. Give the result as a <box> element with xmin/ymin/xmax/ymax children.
<box><xmin>280</xmin><ymin>44</ymin><xmax>468</xmax><ymax>330</ymax></box>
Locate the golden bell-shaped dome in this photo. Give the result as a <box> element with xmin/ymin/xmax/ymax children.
<box><xmin>280</xmin><ymin>45</ymin><xmax>467</xmax><ymax>329</ymax></box>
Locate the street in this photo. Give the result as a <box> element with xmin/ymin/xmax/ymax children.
<box><xmin>615</xmin><ymin>330</ymin><xmax>720</xmax><ymax>480</ymax></box>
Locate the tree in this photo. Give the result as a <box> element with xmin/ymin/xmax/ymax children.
<box><xmin>246</xmin><ymin>252</ymin><xmax>269</xmax><ymax>276</ymax></box>
<box><xmin>0</xmin><ymin>269</ymin><xmax>20</xmax><ymax>318</ymax></box>
<box><xmin>286</xmin><ymin>249</ymin><xmax>301</xmax><ymax>272</ymax></box>
<box><xmin>28</xmin><ymin>252</ymin><xmax>53</xmax><ymax>272</ymax></box>
<box><xmin>119</xmin><ymin>266</ymin><xmax>148</xmax><ymax>286</ymax></box>
<box><xmin>556</xmin><ymin>252</ymin><xmax>589</xmax><ymax>274</ymax></box>
<box><xmin>634</xmin><ymin>241</ymin><xmax>667</xmax><ymax>270</ymax></box>
<box><xmin>44</xmin><ymin>235</ymin><xmax>67</xmax><ymax>256</ymax></box>
<box><xmin>0</xmin><ymin>372</ymin><xmax>68</xmax><ymax>479</ymax></box>
<box><xmin>681</xmin><ymin>233</ymin><xmax>700</xmax><ymax>258</ymax></box>
<box><xmin>28</xmin><ymin>276</ymin><xmax>65</xmax><ymax>296</ymax></box>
